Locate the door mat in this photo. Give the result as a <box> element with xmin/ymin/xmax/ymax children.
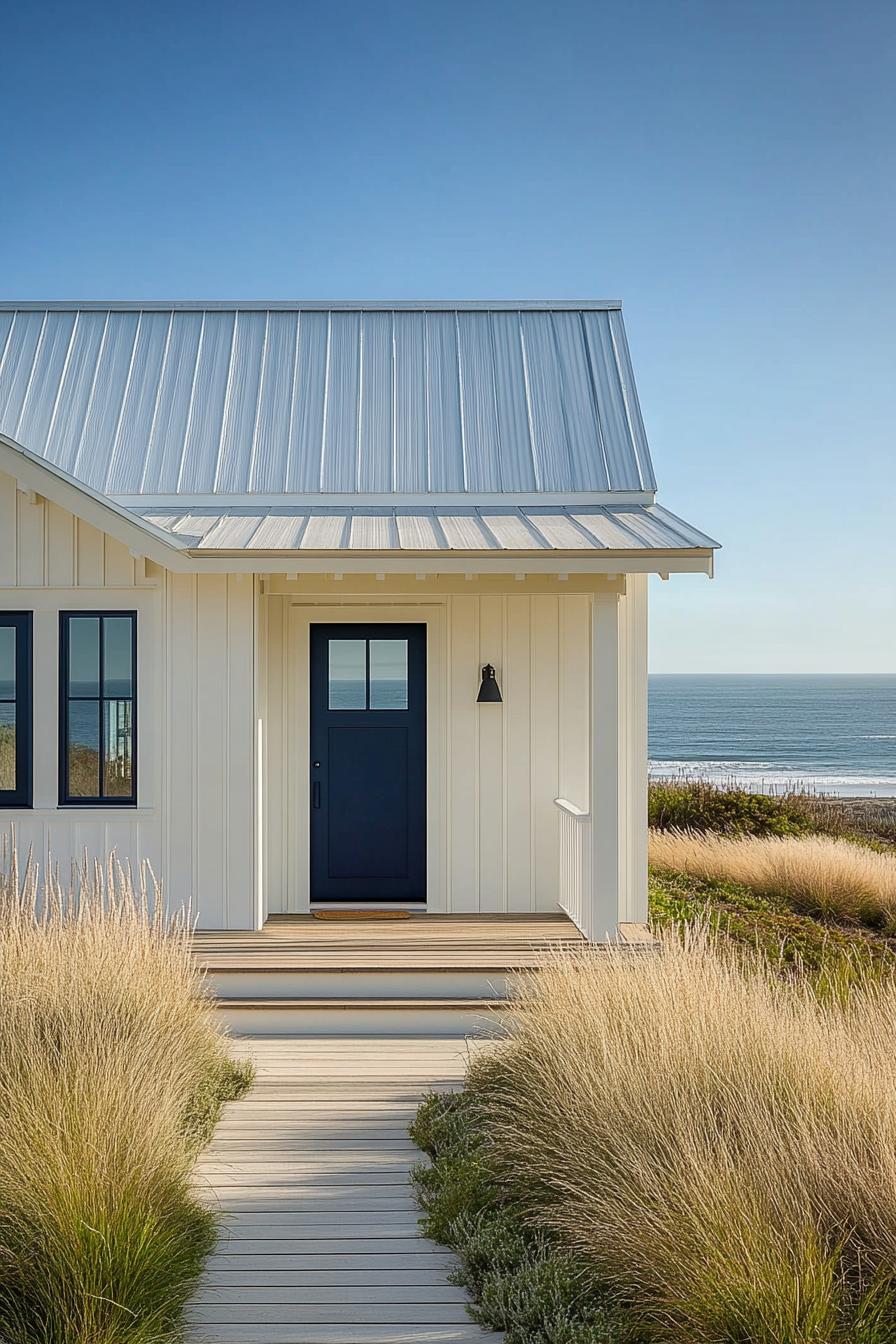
<box><xmin>313</xmin><ymin>909</ymin><xmax>412</xmax><ymax>921</ymax></box>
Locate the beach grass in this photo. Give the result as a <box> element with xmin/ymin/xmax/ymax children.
<box><xmin>0</xmin><ymin>841</ymin><xmax>251</xmax><ymax>1344</ymax></box>
<box><xmin>650</xmin><ymin>828</ymin><xmax>896</xmax><ymax>931</ymax></box>
<box><xmin>649</xmin><ymin>777</ymin><xmax>896</xmax><ymax>846</ymax></box>
<box><xmin>454</xmin><ymin>930</ymin><xmax>896</xmax><ymax>1343</ymax></box>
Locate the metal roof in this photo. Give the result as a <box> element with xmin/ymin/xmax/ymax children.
<box><xmin>135</xmin><ymin>503</ymin><xmax>715</xmax><ymax>553</ymax></box>
<box><xmin>0</xmin><ymin>303</ymin><xmax>656</xmax><ymax>498</ymax></box>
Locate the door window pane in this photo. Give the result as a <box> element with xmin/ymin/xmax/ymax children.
<box><xmin>0</xmin><ymin>626</ymin><xmax>14</xmax><ymax>696</ymax></box>
<box><xmin>67</xmin><ymin>700</ymin><xmax>100</xmax><ymax>798</ymax></box>
<box><xmin>68</xmin><ymin>617</ymin><xmax>100</xmax><ymax>696</ymax></box>
<box><xmin>104</xmin><ymin>700</ymin><xmax>133</xmax><ymax>797</ymax></box>
<box><xmin>369</xmin><ymin>639</ymin><xmax>408</xmax><ymax>710</ymax></box>
<box><xmin>0</xmin><ymin>702</ymin><xmax>14</xmax><ymax>791</ymax></box>
<box><xmin>328</xmin><ymin>639</ymin><xmax>366</xmax><ymax>709</ymax></box>
<box><xmin>103</xmin><ymin>618</ymin><xmax>133</xmax><ymax>696</ymax></box>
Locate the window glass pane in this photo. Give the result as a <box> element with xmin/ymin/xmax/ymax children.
<box><xmin>103</xmin><ymin>618</ymin><xmax>133</xmax><ymax>696</ymax></box>
<box><xmin>103</xmin><ymin>699</ymin><xmax>133</xmax><ymax>798</ymax></box>
<box><xmin>328</xmin><ymin>639</ymin><xmax>366</xmax><ymax>709</ymax></box>
<box><xmin>369</xmin><ymin>639</ymin><xmax>408</xmax><ymax>709</ymax></box>
<box><xmin>68</xmin><ymin>617</ymin><xmax>100</xmax><ymax>697</ymax></box>
<box><xmin>0</xmin><ymin>702</ymin><xmax>14</xmax><ymax>791</ymax></box>
<box><xmin>0</xmin><ymin>626</ymin><xmax>14</xmax><ymax>698</ymax></box>
<box><xmin>67</xmin><ymin>700</ymin><xmax>100</xmax><ymax>798</ymax></box>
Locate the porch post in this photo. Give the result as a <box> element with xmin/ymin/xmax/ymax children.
<box><xmin>589</xmin><ymin>579</ymin><xmax>649</xmax><ymax>938</ymax></box>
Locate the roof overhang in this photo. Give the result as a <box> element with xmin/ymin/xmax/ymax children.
<box><xmin>0</xmin><ymin>434</ymin><xmax>715</xmax><ymax>578</ymax></box>
<box><xmin>0</xmin><ymin>433</ymin><xmax>196</xmax><ymax>570</ymax></box>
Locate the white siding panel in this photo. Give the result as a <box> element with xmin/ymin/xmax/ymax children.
<box><xmin>75</xmin><ymin>520</ymin><xmax>105</xmax><ymax>586</ymax></box>
<box><xmin>447</xmin><ymin>597</ymin><xmax>478</xmax><ymax>911</ymax></box>
<box><xmin>477</xmin><ymin>595</ymin><xmax>505</xmax><ymax>910</ymax></box>
<box><xmin>0</xmin><ymin>474</ymin><xmax>16</xmax><ymax>584</ymax></box>
<box><xmin>195</xmin><ymin>576</ymin><xmax>228</xmax><ymax>927</ymax></box>
<box><xmin>530</xmin><ymin>596</ymin><xmax>561</xmax><ymax>910</ymax></box>
<box><xmin>46</xmin><ymin>501</ymin><xmax>75</xmax><ymax>586</ymax></box>
<box><xmin>504</xmin><ymin>595</ymin><xmax>532</xmax><ymax>910</ymax></box>
<box><xmin>16</xmin><ymin>493</ymin><xmax>44</xmax><ymax>586</ymax></box>
<box><xmin>559</xmin><ymin>594</ymin><xmax>591</xmax><ymax>808</ymax></box>
<box><xmin>225</xmin><ymin>577</ymin><xmax>256</xmax><ymax>926</ymax></box>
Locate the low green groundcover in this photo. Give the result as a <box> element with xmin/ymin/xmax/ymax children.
<box><xmin>410</xmin><ymin>1089</ymin><xmax>639</xmax><ymax>1344</ymax></box>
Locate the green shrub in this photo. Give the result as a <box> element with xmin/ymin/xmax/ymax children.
<box><xmin>649</xmin><ymin>778</ymin><xmax>814</xmax><ymax>837</ymax></box>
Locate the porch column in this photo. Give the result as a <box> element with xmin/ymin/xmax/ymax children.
<box><xmin>589</xmin><ymin>578</ymin><xmax>649</xmax><ymax>937</ymax></box>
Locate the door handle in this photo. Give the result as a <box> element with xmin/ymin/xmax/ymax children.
<box><xmin>312</xmin><ymin>780</ymin><xmax>321</xmax><ymax>809</ymax></box>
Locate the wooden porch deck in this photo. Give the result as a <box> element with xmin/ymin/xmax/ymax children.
<box><xmin>192</xmin><ymin>913</ymin><xmax>586</xmax><ymax>973</ymax></box>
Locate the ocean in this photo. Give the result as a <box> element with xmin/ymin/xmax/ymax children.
<box><xmin>649</xmin><ymin>674</ymin><xmax>896</xmax><ymax>798</ymax></box>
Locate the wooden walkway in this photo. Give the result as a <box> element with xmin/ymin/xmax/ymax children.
<box><xmin>187</xmin><ymin>1034</ymin><xmax>502</xmax><ymax>1344</ymax></box>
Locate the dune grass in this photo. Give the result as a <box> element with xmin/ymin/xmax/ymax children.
<box><xmin>650</xmin><ymin>828</ymin><xmax>896</xmax><ymax>930</ymax></box>
<box><xmin>0</xmin><ymin>841</ymin><xmax>251</xmax><ymax>1344</ymax></box>
<box><xmin>649</xmin><ymin>777</ymin><xmax>896</xmax><ymax>846</ymax></box>
<box><xmin>457</xmin><ymin>932</ymin><xmax>896</xmax><ymax>1343</ymax></box>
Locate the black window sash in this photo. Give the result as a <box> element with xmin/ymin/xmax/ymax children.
<box><xmin>59</xmin><ymin>612</ymin><xmax>137</xmax><ymax>806</ymax></box>
<box><xmin>0</xmin><ymin>612</ymin><xmax>32</xmax><ymax>808</ymax></box>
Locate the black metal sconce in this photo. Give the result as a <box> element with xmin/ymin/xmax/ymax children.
<box><xmin>477</xmin><ymin>663</ymin><xmax>502</xmax><ymax>703</ymax></box>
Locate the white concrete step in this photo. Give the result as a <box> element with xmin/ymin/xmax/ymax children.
<box><xmin>207</xmin><ymin>966</ymin><xmax>509</xmax><ymax>1001</ymax></box>
<box><xmin>216</xmin><ymin>997</ymin><xmax>509</xmax><ymax>1037</ymax></box>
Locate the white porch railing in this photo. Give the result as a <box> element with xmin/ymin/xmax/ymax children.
<box><xmin>554</xmin><ymin>798</ymin><xmax>592</xmax><ymax>938</ymax></box>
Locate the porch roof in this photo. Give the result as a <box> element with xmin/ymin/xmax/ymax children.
<box><xmin>135</xmin><ymin>501</ymin><xmax>718</xmax><ymax>554</ymax></box>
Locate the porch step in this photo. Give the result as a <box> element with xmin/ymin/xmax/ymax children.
<box><xmin>205</xmin><ymin>966</ymin><xmax>510</xmax><ymax>1001</ymax></box>
<box><xmin>215</xmin><ymin>997</ymin><xmax>509</xmax><ymax>1037</ymax></box>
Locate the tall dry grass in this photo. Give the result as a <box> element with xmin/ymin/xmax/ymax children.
<box><xmin>471</xmin><ymin>932</ymin><xmax>896</xmax><ymax>1343</ymax></box>
<box><xmin>650</xmin><ymin>827</ymin><xmax>896</xmax><ymax>928</ymax></box>
<box><xmin>0</xmin><ymin>839</ymin><xmax>243</xmax><ymax>1344</ymax></box>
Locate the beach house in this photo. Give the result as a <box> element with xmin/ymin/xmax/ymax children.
<box><xmin>0</xmin><ymin>301</ymin><xmax>716</xmax><ymax>955</ymax></box>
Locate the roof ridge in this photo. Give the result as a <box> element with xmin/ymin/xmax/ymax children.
<box><xmin>0</xmin><ymin>299</ymin><xmax>623</xmax><ymax>313</ymax></box>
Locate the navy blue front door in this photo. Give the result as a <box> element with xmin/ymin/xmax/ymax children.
<box><xmin>310</xmin><ymin>624</ymin><xmax>427</xmax><ymax>903</ymax></box>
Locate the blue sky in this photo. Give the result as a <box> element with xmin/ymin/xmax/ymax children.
<box><xmin>3</xmin><ymin>1</ymin><xmax>894</xmax><ymax>672</ymax></box>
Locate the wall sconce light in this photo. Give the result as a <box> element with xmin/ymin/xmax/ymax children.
<box><xmin>476</xmin><ymin>663</ymin><xmax>503</xmax><ymax>703</ymax></box>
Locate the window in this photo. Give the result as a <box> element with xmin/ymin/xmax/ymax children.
<box><xmin>0</xmin><ymin>613</ymin><xmax>32</xmax><ymax>807</ymax></box>
<box><xmin>60</xmin><ymin>612</ymin><xmax>136</xmax><ymax>805</ymax></box>
<box><xmin>328</xmin><ymin>637</ymin><xmax>408</xmax><ymax>710</ymax></box>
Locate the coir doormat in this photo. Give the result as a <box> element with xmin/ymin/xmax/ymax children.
<box><xmin>313</xmin><ymin>909</ymin><xmax>412</xmax><ymax>921</ymax></box>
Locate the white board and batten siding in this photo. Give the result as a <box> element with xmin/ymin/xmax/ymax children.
<box><xmin>0</xmin><ymin>471</ymin><xmax>257</xmax><ymax>928</ymax></box>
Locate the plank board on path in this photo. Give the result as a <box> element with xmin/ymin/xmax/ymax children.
<box><xmin>186</xmin><ymin>1327</ymin><xmax>502</xmax><ymax>1343</ymax></box>
<box><xmin>193</xmin><ymin>1285</ymin><xmax>467</xmax><ymax>1303</ymax></box>
<box><xmin>203</xmin><ymin>1253</ymin><xmax>458</xmax><ymax>1273</ymax></box>
<box><xmin>186</xmin><ymin>1032</ymin><xmax>500</xmax><ymax>1344</ymax></box>
<box><xmin>190</xmin><ymin>1305</ymin><xmax>473</xmax><ymax>1325</ymax></box>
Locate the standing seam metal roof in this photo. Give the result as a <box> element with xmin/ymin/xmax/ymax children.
<box><xmin>0</xmin><ymin>303</ymin><xmax>657</xmax><ymax>498</ymax></box>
